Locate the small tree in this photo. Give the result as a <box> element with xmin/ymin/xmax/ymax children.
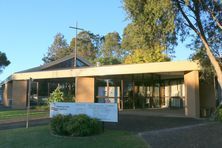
<box><xmin>48</xmin><ymin>86</ymin><xmax>64</xmax><ymax>103</ymax></box>
<box><xmin>0</xmin><ymin>51</ymin><xmax>10</xmax><ymax>73</ymax></box>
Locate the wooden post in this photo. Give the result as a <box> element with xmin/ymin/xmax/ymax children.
<box><xmin>121</xmin><ymin>80</ymin><xmax>124</xmax><ymax>110</ymax></box>
<box><xmin>75</xmin><ymin>77</ymin><xmax>78</xmax><ymax>101</ymax></box>
<box><xmin>47</xmin><ymin>82</ymin><xmax>50</xmax><ymax>97</ymax></box>
<box><xmin>132</xmin><ymin>75</ymin><xmax>135</xmax><ymax>109</ymax></box>
<box><xmin>106</xmin><ymin>80</ymin><xmax>109</xmax><ymax>102</ymax></box>
<box><xmin>142</xmin><ymin>74</ymin><xmax>145</xmax><ymax>109</ymax></box>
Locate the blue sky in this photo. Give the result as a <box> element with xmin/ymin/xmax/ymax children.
<box><xmin>0</xmin><ymin>0</ymin><xmax>193</xmax><ymax>81</ymax></box>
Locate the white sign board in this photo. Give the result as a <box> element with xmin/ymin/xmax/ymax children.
<box><xmin>50</xmin><ymin>103</ymin><xmax>118</xmax><ymax>122</ymax></box>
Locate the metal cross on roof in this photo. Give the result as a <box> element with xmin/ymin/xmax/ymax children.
<box><xmin>69</xmin><ymin>22</ymin><xmax>85</xmax><ymax>67</ymax></box>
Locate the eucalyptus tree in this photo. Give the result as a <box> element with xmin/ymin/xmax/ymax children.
<box><xmin>122</xmin><ymin>0</ymin><xmax>177</xmax><ymax>63</ymax></box>
<box><xmin>122</xmin><ymin>0</ymin><xmax>222</xmax><ymax>91</ymax></box>
<box><xmin>174</xmin><ymin>0</ymin><xmax>222</xmax><ymax>88</ymax></box>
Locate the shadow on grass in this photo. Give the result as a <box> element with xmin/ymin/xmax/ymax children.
<box><xmin>0</xmin><ymin>125</ymin><xmax>148</xmax><ymax>148</ymax></box>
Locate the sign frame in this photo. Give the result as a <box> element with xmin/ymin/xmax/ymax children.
<box><xmin>50</xmin><ymin>102</ymin><xmax>118</xmax><ymax>123</ymax></box>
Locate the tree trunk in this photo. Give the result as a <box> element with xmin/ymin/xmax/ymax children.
<box><xmin>193</xmin><ymin>1</ymin><xmax>222</xmax><ymax>105</ymax></box>
<box><xmin>176</xmin><ymin>0</ymin><xmax>222</xmax><ymax>104</ymax></box>
<box><xmin>199</xmin><ymin>34</ymin><xmax>222</xmax><ymax>103</ymax></box>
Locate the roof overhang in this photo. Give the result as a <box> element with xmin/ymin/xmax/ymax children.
<box><xmin>1</xmin><ymin>61</ymin><xmax>200</xmax><ymax>84</ymax></box>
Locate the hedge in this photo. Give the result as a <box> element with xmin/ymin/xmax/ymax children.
<box><xmin>50</xmin><ymin>114</ymin><xmax>102</xmax><ymax>137</ymax></box>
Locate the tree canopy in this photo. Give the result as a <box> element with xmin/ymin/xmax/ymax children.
<box><xmin>42</xmin><ymin>33</ymin><xmax>70</xmax><ymax>63</ymax></box>
<box><xmin>0</xmin><ymin>51</ymin><xmax>10</xmax><ymax>73</ymax></box>
<box><xmin>101</xmin><ymin>32</ymin><xmax>122</xmax><ymax>58</ymax></box>
<box><xmin>173</xmin><ymin>0</ymin><xmax>222</xmax><ymax>88</ymax></box>
<box><xmin>178</xmin><ymin>0</ymin><xmax>222</xmax><ymax>80</ymax></box>
<box><xmin>122</xmin><ymin>0</ymin><xmax>177</xmax><ymax>63</ymax></box>
<box><xmin>122</xmin><ymin>0</ymin><xmax>222</xmax><ymax>102</ymax></box>
<box><xmin>69</xmin><ymin>31</ymin><xmax>100</xmax><ymax>63</ymax></box>
<box><xmin>43</xmin><ymin>31</ymin><xmax>126</xmax><ymax>65</ymax></box>
<box><xmin>98</xmin><ymin>32</ymin><xmax>124</xmax><ymax>65</ymax></box>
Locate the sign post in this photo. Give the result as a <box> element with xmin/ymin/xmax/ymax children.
<box><xmin>26</xmin><ymin>78</ymin><xmax>32</xmax><ymax>128</ymax></box>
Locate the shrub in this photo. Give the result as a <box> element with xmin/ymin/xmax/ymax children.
<box><xmin>216</xmin><ymin>108</ymin><xmax>222</xmax><ymax>122</ymax></box>
<box><xmin>50</xmin><ymin>114</ymin><xmax>71</xmax><ymax>135</ymax></box>
<box><xmin>67</xmin><ymin>114</ymin><xmax>91</xmax><ymax>136</ymax></box>
<box><xmin>50</xmin><ymin>114</ymin><xmax>64</xmax><ymax>135</ymax></box>
<box><xmin>33</xmin><ymin>105</ymin><xmax>49</xmax><ymax>111</ymax></box>
<box><xmin>50</xmin><ymin>114</ymin><xmax>102</xmax><ymax>137</ymax></box>
<box><xmin>63</xmin><ymin>94</ymin><xmax>75</xmax><ymax>102</ymax></box>
<box><xmin>90</xmin><ymin>118</ymin><xmax>103</xmax><ymax>134</ymax></box>
<box><xmin>47</xmin><ymin>86</ymin><xmax>64</xmax><ymax>104</ymax></box>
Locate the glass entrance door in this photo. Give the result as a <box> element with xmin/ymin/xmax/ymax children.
<box><xmin>96</xmin><ymin>78</ymin><xmax>121</xmax><ymax>109</ymax></box>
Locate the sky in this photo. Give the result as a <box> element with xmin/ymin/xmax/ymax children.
<box><xmin>0</xmin><ymin>0</ymin><xmax>193</xmax><ymax>81</ymax></box>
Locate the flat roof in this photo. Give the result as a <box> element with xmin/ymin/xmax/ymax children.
<box><xmin>0</xmin><ymin>61</ymin><xmax>200</xmax><ymax>83</ymax></box>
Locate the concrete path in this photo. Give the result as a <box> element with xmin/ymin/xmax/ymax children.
<box><xmin>105</xmin><ymin>110</ymin><xmax>222</xmax><ymax>148</ymax></box>
<box><xmin>105</xmin><ymin>111</ymin><xmax>203</xmax><ymax>133</ymax></box>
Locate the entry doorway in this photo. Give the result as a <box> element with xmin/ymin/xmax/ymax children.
<box><xmin>95</xmin><ymin>74</ymin><xmax>185</xmax><ymax>110</ymax></box>
<box><xmin>95</xmin><ymin>78</ymin><xmax>122</xmax><ymax>110</ymax></box>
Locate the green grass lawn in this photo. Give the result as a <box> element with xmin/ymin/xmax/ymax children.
<box><xmin>0</xmin><ymin>125</ymin><xmax>147</xmax><ymax>148</ymax></box>
<box><xmin>0</xmin><ymin>109</ymin><xmax>49</xmax><ymax>121</ymax></box>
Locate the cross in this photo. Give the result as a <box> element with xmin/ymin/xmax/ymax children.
<box><xmin>69</xmin><ymin>22</ymin><xmax>84</xmax><ymax>67</ymax></box>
